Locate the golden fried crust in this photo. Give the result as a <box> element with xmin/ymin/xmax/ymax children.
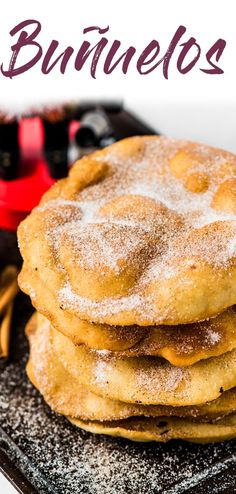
<box><xmin>21</xmin><ymin>269</ymin><xmax>236</xmax><ymax>365</ymax></box>
<box><xmin>26</xmin><ymin>313</ymin><xmax>236</xmax><ymax>423</ymax></box>
<box><xmin>69</xmin><ymin>415</ymin><xmax>236</xmax><ymax>443</ymax></box>
<box><xmin>106</xmin><ymin>309</ymin><xmax>236</xmax><ymax>365</ymax></box>
<box><xmin>211</xmin><ymin>179</ymin><xmax>236</xmax><ymax>213</ymax></box>
<box><xmin>18</xmin><ymin>136</ymin><xmax>236</xmax><ymax>326</ymax></box>
<box><xmin>40</xmin><ymin>313</ymin><xmax>236</xmax><ymax>407</ymax></box>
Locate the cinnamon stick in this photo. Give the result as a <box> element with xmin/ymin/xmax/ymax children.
<box><xmin>0</xmin><ymin>265</ymin><xmax>19</xmax><ymax>361</ymax></box>
<box><xmin>0</xmin><ymin>302</ymin><xmax>13</xmax><ymax>359</ymax></box>
<box><xmin>0</xmin><ymin>265</ymin><xmax>19</xmax><ymax>314</ymax></box>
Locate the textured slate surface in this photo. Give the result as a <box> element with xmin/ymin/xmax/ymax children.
<box><xmin>0</xmin><ymin>291</ymin><xmax>236</xmax><ymax>494</ymax></box>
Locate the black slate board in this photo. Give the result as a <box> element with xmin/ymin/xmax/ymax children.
<box><xmin>1</xmin><ymin>292</ymin><xmax>236</xmax><ymax>494</ymax></box>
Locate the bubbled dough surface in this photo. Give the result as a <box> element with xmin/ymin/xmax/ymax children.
<box><xmin>18</xmin><ymin>136</ymin><xmax>236</xmax><ymax>326</ymax></box>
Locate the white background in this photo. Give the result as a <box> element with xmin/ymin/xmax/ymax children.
<box><xmin>0</xmin><ymin>0</ymin><xmax>235</xmax><ymax>107</ymax></box>
<box><xmin>0</xmin><ymin>0</ymin><xmax>235</xmax><ymax>150</ymax></box>
<box><xmin>1</xmin><ymin>0</ymin><xmax>236</xmax><ymax>491</ymax></box>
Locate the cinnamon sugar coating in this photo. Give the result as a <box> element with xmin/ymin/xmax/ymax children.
<box><xmin>18</xmin><ymin>136</ymin><xmax>236</xmax><ymax>326</ymax></box>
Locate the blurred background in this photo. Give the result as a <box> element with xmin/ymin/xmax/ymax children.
<box><xmin>0</xmin><ymin>0</ymin><xmax>235</xmax><ymax>231</ymax></box>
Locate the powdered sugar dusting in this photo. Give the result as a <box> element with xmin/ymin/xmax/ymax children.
<box><xmin>59</xmin><ymin>282</ymin><xmax>150</xmax><ymax>321</ymax></box>
<box><xmin>137</xmin><ymin>363</ymin><xmax>184</xmax><ymax>394</ymax></box>
<box><xmin>94</xmin><ymin>360</ymin><xmax>111</xmax><ymax>384</ymax></box>
<box><xmin>206</xmin><ymin>330</ymin><xmax>221</xmax><ymax>345</ymax></box>
<box><xmin>30</xmin><ymin>137</ymin><xmax>236</xmax><ymax>322</ymax></box>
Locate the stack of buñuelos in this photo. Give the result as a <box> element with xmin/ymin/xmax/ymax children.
<box><xmin>18</xmin><ymin>136</ymin><xmax>236</xmax><ymax>442</ymax></box>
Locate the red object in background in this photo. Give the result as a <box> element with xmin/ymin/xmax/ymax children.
<box><xmin>0</xmin><ymin>118</ymin><xmax>56</xmax><ymax>231</ymax></box>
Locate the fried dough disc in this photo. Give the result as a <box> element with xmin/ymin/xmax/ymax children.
<box><xmin>69</xmin><ymin>415</ymin><xmax>236</xmax><ymax>443</ymax></box>
<box><xmin>46</xmin><ymin>315</ymin><xmax>236</xmax><ymax>407</ymax></box>
<box><xmin>20</xmin><ymin>268</ymin><xmax>236</xmax><ymax>366</ymax></box>
<box><xmin>26</xmin><ymin>313</ymin><xmax>236</xmax><ymax>422</ymax></box>
<box><xmin>18</xmin><ymin>136</ymin><xmax>236</xmax><ymax>327</ymax></box>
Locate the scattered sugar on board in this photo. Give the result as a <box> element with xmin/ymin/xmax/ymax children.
<box><xmin>1</xmin><ymin>297</ymin><xmax>236</xmax><ymax>494</ymax></box>
<box><xmin>1</xmin><ymin>357</ymin><xmax>236</xmax><ymax>494</ymax></box>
